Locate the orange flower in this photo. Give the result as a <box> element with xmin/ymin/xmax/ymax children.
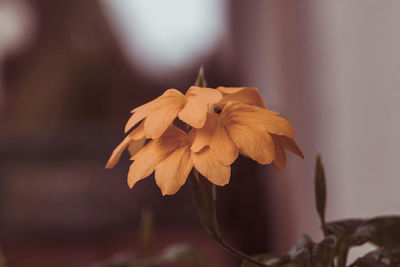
<box><xmin>192</xmin><ymin>101</ymin><xmax>296</xmax><ymax>166</ymax></box>
<box><xmin>106</xmin><ymin>84</ymin><xmax>303</xmax><ymax>195</ymax></box>
<box><xmin>125</xmin><ymin>86</ymin><xmax>222</xmax><ymax>139</ymax></box>
<box><xmin>127</xmin><ymin>125</ymin><xmax>230</xmax><ymax>195</ymax></box>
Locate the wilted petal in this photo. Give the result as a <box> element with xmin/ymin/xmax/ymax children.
<box><xmin>191</xmin><ymin>113</ymin><xmax>218</xmax><ymax>152</ymax></box>
<box><xmin>125</xmin><ymin>89</ymin><xmax>184</xmax><ymax>133</ymax></box>
<box><xmin>216</xmin><ymin>87</ymin><xmax>266</xmax><ymax>108</ymax></box>
<box><xmin>228</xmin><ymin>124</ymin><xmax>275</xmax><ymax>164</ymax></box>
<box><xmin>178</xmin><ymin>86</ymin><xmax>222</xmax><ymax>128</ymax></box>
<box><xmin>155</xmin><ymin>146</ymin><xmax>193</xmax><ymax>195</ymax></box>
<box><xmin>128</xmin><ymin>126</ymin><xmax>184</xmax><ymax>188</ymax></box>
<box><xmin>191</xmin><ymin>147</ymin><xmax>231</xmax><ymax>186</ymax></box>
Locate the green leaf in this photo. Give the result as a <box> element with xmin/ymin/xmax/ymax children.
<box><xmin>240</xmin><ymin>254</ymin><xmax>290</xmax><ymax>267</ymax></box>
<box><xmin>289</xmin><ymin>235</ymin><xmax>336</xmax><ymax>267</ymax></box>
<box><xmin>314</xmin><ymin>155</ymin><xmax>327</xmax><ymax>231</ymax></box>
<box><xmin>325</xmin><ymin>216</ymin><xmax>400</xmax><ymax>249</ymax></box>
<box><xmin>325</xmin><ymin>219</ymin><xmax>365</xmax><ymax>246</ymax></box>
<box><xmin>313</xmin><ymin>235</ymin><xmax>337</xmax><ymax>266</ymax></box>
<box><xmin>190</xmin><ymin>170</ymin><xmax>221</xmax><ymax>240</ymax></box>
<box><xmin>324</xmin><ymin>217</ymin><xmax>400</xmax><ymax>266</ymax></box>
<box><xmin>349</xmin><ymin>247</ymin><xmax>400</xmax><ymax>267</ymax></box>
<box><xmin>367</xmin><ymin>216</ymin><xmax>400</xmax><ymax>247</ymax></box>
<box><xmin>324</xmin><ymin>219</ymin><xmax>365</xmax><ymax>267</ymax></box>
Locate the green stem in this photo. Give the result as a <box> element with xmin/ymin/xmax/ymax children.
<box><xmin>337</xmin><ymin>245</ymin><xmax>349</xmax><ymax>267</ymax></box>
<box><xmin>217</xmin><ymin>239</ymin><xmax>272</xmax><ymax>267</ymax></box>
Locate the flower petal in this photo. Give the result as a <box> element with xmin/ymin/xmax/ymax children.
<box><xmin>187</xmin><ymin>86</ymin><xmax>223</xmax><ymax>104</ymax></box>
<box><xmin>155</xmin><ymin>146</ymin><xmax>193</xmax><ymax>195</ymax></box>
<box><xmin>105</xmin><ymin>123</ymin><xmax>146</xmax><ymax>169</ymax></box>
<box><xmin>144</xmin><ymin>97</ymin><xmax>185</xmax><ymax>138</ymax></box>
<box><xmin>272</xmin><ymin>134</ymin><xmax>304</xmax><ymax>158</ymax></box>
<box><xmin>128</xmin><ymin>126</ymin><xmax>185</xmax><ymax>188</ymax></box>
<box><xmin>221</xmin><ymin>102</ymin><xmax>295</xmax><ymax>138</ymax></box>
<box><xmin>216</xmin><ymin>87</ymin><xmax>266</xmax><ymax>109</ymax></box>
<box><xmin>210</xmin><ymin>120</ymin><xmax>238</xmax><ymax>165</ymax></box>
<box><xmin>105</xmin><ymin>135</ymin><xmax>132</xmax><ymax>169</ymax></box>
<box><xmin>227</xmin><ymin>124</ymin><xmax>275</xmax><ymax>164</ymax></box>
<box><xmin>178</xmin><ymin>86</ymin><xmax>222</xmax><ymax>128</ymax></box>
<box><xmin>129</xmin><ymin>121</ymin><xmax>145</xmax><ymax>140</ymax></box>
<box><xmin>127</xmin><ymin>137</ymin><xmax>146</xmax><ymax>157</ymax></box>
<box><xmin>191</xmin><ymin>147</ymin><xmax>231</xmax><ymax>186</ymax></box>
<box><xmin>271</xmin><ymin>135</ymin><xmax>286</xmax><ymax>170</ymax></box>
<box><xmin>191</xmin><ymin>113</ymin><xmax>218</xmax><ymax>152</ymax></box>
<box><xmin>125</xmin><ymin>89</ymin><xmax>184</xmax><ymax>133</ymax></box>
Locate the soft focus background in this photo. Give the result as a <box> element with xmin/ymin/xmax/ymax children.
<box><xmin>1</xmin><ymin>0</ymin><xmax>399</xmax><ymax>266</ymax></box>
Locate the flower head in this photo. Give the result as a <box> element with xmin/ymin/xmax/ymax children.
<box><xmin>106</xmin><ymin>83</ymin><xmax>303</xmax><ymax>195</ymax></box>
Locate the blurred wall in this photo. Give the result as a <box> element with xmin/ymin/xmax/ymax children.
<box><xmin>311</xmin><ymin>1</ymin><xmax>400</xmax><ymax>222</ymax></box>
<box><xmin>236</xmin><ymin>0</ymin><xmax>400</xmax><ymax>255</ymax></box>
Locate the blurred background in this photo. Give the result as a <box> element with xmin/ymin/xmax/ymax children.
<box><xmin>1</xmin><ymin>0</ymin><xmax>400</xmax><ymax>266</ymax></box>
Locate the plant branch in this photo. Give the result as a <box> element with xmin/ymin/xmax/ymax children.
<box><xmin>217</xmin><ymin>239</ymin><xmax>273</xmax><ymax>267</ymax></box>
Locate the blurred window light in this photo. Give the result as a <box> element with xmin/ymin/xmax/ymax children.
<box><xmin>101</xmin><ymin>0</ymin><xmax>228</xmax><ymax>77</ymax></box>
<box><xmin>0</xmin><ymin>0</ymin><xmax>35</xmax><ymax>56</ymax></box>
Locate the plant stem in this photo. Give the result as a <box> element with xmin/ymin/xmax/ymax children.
<box><xmin>217</xmin><ymin>238</ymin><xmax>271</xmax><ymax>267</ymax></box>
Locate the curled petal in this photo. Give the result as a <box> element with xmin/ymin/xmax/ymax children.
<box><xmin>216</xmin><ymin>87</ymin><xmax>266</xmax><ymax>109</ymax></box>
<box><xmin>155</xmin><ymin>146</ymin><xmax>193</xmax><ymax>195</ymax></box>
<box><xmin>191</xmin><ymin>147</ymin><xmax>231</xmax><ymax>186</ymax></box>
<box><xmin>179</xmin><ymin>86</ymin><xmax>222</xmax><ymax>128</ymax></box>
